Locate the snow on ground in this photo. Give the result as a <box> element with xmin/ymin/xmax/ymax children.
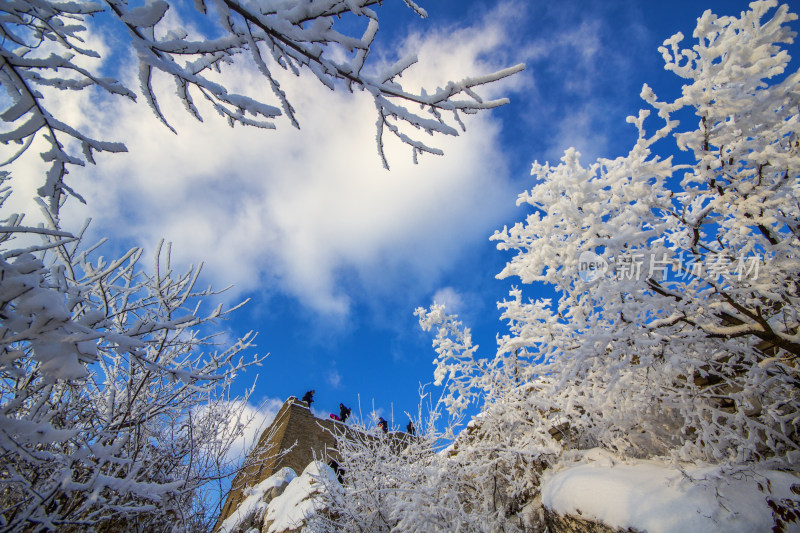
<box><xmin>541</xmin><ymin>449</ymin><xmax>800</xmax><ymax>533</ymax></box>
<box><xmin>217</xmin><ymin>468</ymin><xmax>297</xmax><ymax>533</ymax></box>
<box><xmin>264</xmin><ymin>461</ymin><xmax>337</xmax><ymax>533</ymax></box>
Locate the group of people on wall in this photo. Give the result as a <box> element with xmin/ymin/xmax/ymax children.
<box><xmin>300</xmin><ymin>389</ymin><xmax>415</xmax><ymax>435</ymax></box>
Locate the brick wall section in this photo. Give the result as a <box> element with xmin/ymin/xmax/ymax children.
<box><xmin>275</xmin><ymin>399</ymin><xmax>340</xmax><ymax>476</ymax></box>
<box><xmin>215</xmin><ymin>397</ymin><xmax>340</xmax><ymax>529</ymax></box>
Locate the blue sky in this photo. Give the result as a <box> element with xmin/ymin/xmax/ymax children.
<box><xmin>10</xmin><ymin>0</ymin><xmax>799</xmax><ymax>444</ymax></box>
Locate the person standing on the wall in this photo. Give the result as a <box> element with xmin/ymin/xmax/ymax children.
<box><xmin>406</xmin><ymin>420</ymin><xmax>415</xmax><ymax>435</ymax></box>
<box><xmin>339</xmin><ymin>403</ymin><xmax>351</xmax><ymax>423</ymax></box>
<box><xmin>302</xmin><ymin>390</ymin><xmax>315</xmax><ymax>408</ymax></box>
<box><xmin>377</xmin><ymin>417</ymin><xmax>388</xmax><ymax>434</ymax></box>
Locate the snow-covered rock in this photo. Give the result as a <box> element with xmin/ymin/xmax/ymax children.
<box><xmin>217</xmin><ymin>468</ymin><xmax>296</xmax><ymax>533</ymax></box>
<box><xmin>217</xmin><ymin>461</ymin><xmax>336</xmax><ymax>533</ymax></box>
<box><xmin>262</xmin><ymin>461</ymin><xmax>337</xmax><ymax>533</ymax></box>
<box><xmin>541</xmin><ymin>449</ymin><xmax>800</xmax><ymax>533</ymax></box>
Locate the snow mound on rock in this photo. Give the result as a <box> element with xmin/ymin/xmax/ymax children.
<box><xmin>542</xmin><ymin>449</ymin><xmax>800</xmax><ymax>533</ymax></box>
<box><xmin>218</xmin><ymin>468</ymin><xmax>297</xmax><ymax>533</ymax></box>
<box><xmin>263</xmin><ymin>461</ymin><xmax>337</xmax><ymax>533</ymax></box>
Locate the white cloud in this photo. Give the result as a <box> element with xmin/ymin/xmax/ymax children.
<box><xmin>432</xmin><ymin>286</ymin><xmax>465</xmax><ymax>314</ymax></box>
<box><xmin>546</xmin><ymin>107</ymin><xmax>610</xmax><ymax>165</ymax></box>
<box><xmin>327</xmin><ymin>369</ymin><xmax>342</xmax><ymax>389</ymax></box>
<box><xmin>8</xmin><ymin>4</ymin><xmax>523</xmax><ymax>318</ymax></box>
<box><xmin>224</xmin><ymin>397</ymin><xmax>284</xmax><ymax>462</ymax></box>
<box><xmin>311</xmin><ymin>406</ymin><xmax>334</xmax><ymax>420</ymax></box>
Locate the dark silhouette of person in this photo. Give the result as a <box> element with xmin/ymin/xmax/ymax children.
<box><xmin>377</xmin><ymin>417</ymin><xmax>388</xmax><ymax>434</ymax></box>
<box><xmin>328</xmin><ymin>459</ymin><xmax>345</xmax><ymax>484</ymax></box>
<box><xmin>339</xmin><ymin>403</ymin><xmax>351</xmax><ymax>423</ymax></box>
<box><xmin>302</xmin><ymin>390</ymin><xmax>315</xmax><ymax>407</ymax></box>
<box><xmin>406</xmin><ymin>420</ymin><xmax>415</xmax><ymax>435</ymax></box>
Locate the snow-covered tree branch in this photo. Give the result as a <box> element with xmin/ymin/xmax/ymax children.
<box><xmin>0</xmin><ymin>0</ymin><xmax>524</xmax><ymax>219</ymax></box>
<box><xmin>0</xmin><ymin>173</ymin><xmax>265</xmax><ymax>531</ymax></box>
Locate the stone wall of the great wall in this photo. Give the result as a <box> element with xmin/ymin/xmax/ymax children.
<box><xmin>215</xmin><ymin>397</ymin><xmax>340</xmax><ymax>529</ymax></box>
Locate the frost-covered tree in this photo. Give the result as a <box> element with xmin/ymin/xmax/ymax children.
<box><xmin>421</xmin><ymin>0</ymin><xmax>799</xmax><ymax>476</ymax></box>
<box><xmin>412</xmin><ymin>307</ymin><xmax>555</xmax><ymax>531</ymax></box>
<box><xmin>312</xmin><ymin>422</ymin><xmax>415</xmax><ymax>532</ymax></box>
<box><xmin>314</xmin><ymin>384</ymin><xmax>546</xmax><ymax>532</ymax></box>
<box><xmin>0</xmin><ymin>173</ymin><xmax>266</xmax><ymax>531</ymax></box>
<box><xmin>489</xmin><ymin>0</ymin><xmax>800</xmax><ymax>467</ymax></box>
<box><xmin>0</xmin><ymin>0</ymin><xmax>523</xmax><ymax>220</ymax></box>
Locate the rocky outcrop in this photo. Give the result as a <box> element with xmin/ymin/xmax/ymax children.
<box><xmin>216</xmin><ymin>396</ymin><xmax>412</xmax><ymax>532</ymax></box>
<box><xmin>261</xmin><ymin>461</ymin><xmax>335</xmax><ymax>533</ymax></box>
<box><xmin>544</xmin><ymin>507</ymin><xmax>641</xmax><ymax>533</ymax></box>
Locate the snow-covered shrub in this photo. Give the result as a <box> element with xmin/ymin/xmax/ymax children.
<box><xmin>0</xmin><ymin>175</ymin><xmax>263</xmax><ymax>531</ymax></box>
<box><xmin>412</xmin><ymin>308</ymin><xmax>561</xmax><ymax>530</ymax></box>
<box><xmin>311</xmin><ymin>421</ymin><xmax>417</xmax><ymax>532</ymax></box>
<box><xmin>314</xmin><ymin>389</ymin><xmax>549</xmax><ymax>532</ymax></box>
